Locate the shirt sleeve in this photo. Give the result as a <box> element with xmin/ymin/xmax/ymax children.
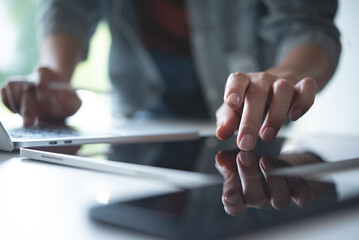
<box><xmin>37</xmin><ymin>0</ymin><xmax>103</xmax><ymax>59</ymax></box>
<box><xmin>259</xmin><ymin>0</ymin><xmax>341</xmax><ymax>69</ymax></box>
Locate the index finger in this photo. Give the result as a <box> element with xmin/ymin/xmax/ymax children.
<box><xmin>20</xmin><ymin>86</ymin><xmax>39</xmax><ymax>126</ymax></box>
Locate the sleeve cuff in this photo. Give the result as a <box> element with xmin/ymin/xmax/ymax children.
<box><xmin>275</xmin><ymin>29</ymin><xmax>341</xmax><ymax>70</ymax></box>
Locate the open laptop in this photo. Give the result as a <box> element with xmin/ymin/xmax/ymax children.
<box><xmin>0</xmin><ymin>119</ymin><xmax>199</xmax><ymax>151</ymax></box>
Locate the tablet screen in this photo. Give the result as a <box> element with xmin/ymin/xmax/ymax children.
<box><xmin>89</xmin><ymin>148</ymin><xmax>359</xmax><ymax>240</ymax></box>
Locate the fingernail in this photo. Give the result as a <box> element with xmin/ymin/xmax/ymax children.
<box><xmin>261</xmin><ymin>157</ymin><xmax>275</xmax><ymax>170</ymax></box>
<box><xmin>239</xmin><ymin>152</ymin><xmax>255</xmax><ymax>167</ymax></box>
<box><xmin>224</xmin><ymin>193</ymin><xmax>239</xmax><ymax>204</ymax></box>
<box><xmin>226</xmin><ymin>93</ymin><xmax>240</xmax><ymax>107</ymax></box>
<box><xmin>262</xmin><ymin>127</ymin><xmax>275</xmax><ymax>141</ymax></box>
<box><xmin>290</xmin><ymin>110</ymin><xmax>302</xmax><ymax>121</ymax></box>
<box><xmin>239</xmin><ymin>134</ymin><xmax>254</xmax><ymax>151</ymax></box>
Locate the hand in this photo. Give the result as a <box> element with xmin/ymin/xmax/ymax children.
<box><xmin>215</xmin><ymin>151</ymin><xmax>318</xmax><ymax>216</ymax></box>
<box><xmin>216</xmin><ymin>72</ymin><xmax>317</xmax><ymax>151</ymax></box>
<box><xmin>1</xmin><ymin>67</ymin><xmax>81</xmax><ymax>126</ymax></box>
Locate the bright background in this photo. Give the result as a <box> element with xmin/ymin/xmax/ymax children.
<box><xmin>291</xmin><ymin>0</ymin><xmax>359</xmax><ymax>137</ymax></box>
<box><xmin>0</xmin><ymin>0</ymin><xmax>111</xmax><ymax>116</ymax></box>
<box><xmin>0</xmin><ymin>0</ymin><xmax>358</xmax><ymax>136</ymax></box>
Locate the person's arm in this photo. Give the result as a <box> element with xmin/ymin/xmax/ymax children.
<box><xmin>1</xmin><ymin>0</ymin><xmax>101</xmax><ymax>126</ymax></box>
<box><xmin>216</xmin><ymin>0</ymin><xmax>341</xmax><ymax>151</ymax></box>
<box><xmin>267</xmin><ymin>44</ymin><xmax>334</xmax><ymax>92</ymax></box>
<box><xmin>216</xmin><ymin>44</ymin><xmax>335</xmax><ymax>150</ymax></box>
<box><xmin>39</xmin><ymin>33</ymin><xmax>84</xmax><ymax>83</ymax></box>
<box><xmin>1</xmin><ymin>34</ymin><xmax>83</xmax><ymax>126</ymax></box>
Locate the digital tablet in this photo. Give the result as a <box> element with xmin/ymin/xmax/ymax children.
<box><xmin>88</xmin><ymin>181</ymin><xmax>353</xmax><ymax>240</ymax></box>
<box><xmin>88</xmin><ymin>146</ymin><xmax>359</xmax><ymax>240</ymax></box>
<box><xmin>20</xmin><ymin>133</ymin><xmax>346</xmax><ymax>184</ymax></box>
<box><xmin>20</xmin><ymin>135</ymin><xmax>261</xmax><ymax>186</ymax></box>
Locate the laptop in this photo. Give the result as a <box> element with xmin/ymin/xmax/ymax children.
<box><xmin>0</xmin><ymin>119</ymin><xmax>199</xmax><ymax>151</ymax></box>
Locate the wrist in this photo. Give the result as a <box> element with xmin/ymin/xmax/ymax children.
<box><xmin>34</xmin><ymin>65</ymin><xmax>73</xmax><ymax>83</ymax></box>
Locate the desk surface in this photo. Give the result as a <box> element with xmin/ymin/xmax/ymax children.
<box><xmin>0</xmin><ymin>152</ymin><xmax>180</xmax><ymax>240</ymax></box>
<box><xmin>1</xmin><ymin>123</ymin><xmax>359</xmax><ymax>240</ymax></box>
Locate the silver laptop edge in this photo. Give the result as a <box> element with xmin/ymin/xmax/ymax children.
<box><xmin>0</xmin><ymin>121</ymin><xmax>14</xmax><ymax>151</ymax></box>
<box><xmin>0</xmin><ymin>121</ymin><xmax>200</xmax><ymax>151</ymax></box>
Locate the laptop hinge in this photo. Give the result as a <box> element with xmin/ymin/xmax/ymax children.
<box><xmin>0</xmin><ymin>122</ymin><xmax>14</xmax><ymax>151</ymax></box>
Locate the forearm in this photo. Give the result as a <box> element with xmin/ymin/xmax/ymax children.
<box><xmin>39</xmin><ymin>33</ymin><xmax>84</xmax><ymax>82</ymax></box>
<box><xmin>267</xmin><ymin>44</ymin><xmax>334</xmax><ymax>92</ymax></box>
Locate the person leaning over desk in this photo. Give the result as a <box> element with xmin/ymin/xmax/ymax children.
<box><xmin>0</xmin><ymin>0</ymin><xmax>341</xmax><ymax>151</ymax></box>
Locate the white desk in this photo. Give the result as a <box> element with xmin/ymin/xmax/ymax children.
<box><xmin>0</xmin><ymin>151</ymin><xmax>181</xmax><ymax>240</ymax></box>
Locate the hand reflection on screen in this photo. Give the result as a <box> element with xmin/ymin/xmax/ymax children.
<box><xmin>215</xmin><ymin>150</ymin><xmax>334</xmax><ymax>216</ymax></box>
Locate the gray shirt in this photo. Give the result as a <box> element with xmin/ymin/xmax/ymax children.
<box><xmin>38</xmin><ymin>0</ymin><xmax>341</xmax><ymax>118</ymax></box>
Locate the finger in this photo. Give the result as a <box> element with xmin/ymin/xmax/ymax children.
<box><xmin>36</xmin><ymin>93</ymin><xmax>64</xmax><ymax>122</ymax></box>
<box><xmin>237</xmin><ymin>79</ymin><xmax>270</xmax><ymax>151</ymax></box>
<box><xmin>260</xmin><ymin>79</ymin><xmax>294</xmax><ymax>141</ymax></box>
<box><xmin>215</xmin><ymin>151</ymin><xmax>245</xmax><ymax>215</ymax></box>
<box><xmin>35</xmin><ymin>67</ymin><xmax>56</xmax><ymax>103</ymax></box>
<box><xmin>1</xmin><ymin>86</ymin><xmax>17</xmax><ymax>113</ymax></box>
<box><xmin>237</xmin><ymin>151</ymin><xmax>269</xmax><ymax>208</ymax></box>
<box><xmin>222</xmin><ymin>173</ymin><xmax>245</xmax><ymax>216</ymax></box>
<box><xmin>56</xmin><ymin>91</ymin><xmax>82</xmax><ymax>117</ymax></box>
<box><xmin>289</xmin><ymin>77</ymin><xmax>317</xmax><ymax>121</ymax></box>
<box><xmin>287</xmin><ymin>177</ymin><xmax>314</xmax><ymax>208</ymax></box>
<box><xmin>215</xmin><ymin>150</ymin><xmax>238</xmax><ymax>175</ymax></box>
<box><xmin>216</xmin><ymin>104</ymin><xmax>241</xmax><ymax>140</ymax></box>
<box><xmin>2</xmin><ymin>82</ymin><xmax>22</xmax><ymax>113</ymax></box>
<box><xmin>35</xmin><ymin>66</ymin><xmax>58</xmax><ymax>87</ymax></box>
<box><xmin>1</xmin><ymin>87</ymin><xmax>9</xmax><ymax>108</ymax></box>
<box><xmin>224</xmin><ymin>72</ymin><xmax>249</xmax><ymax>109</ymax></box>
<box><xmin>260</xmin><ymin>156</ymin><xmax>291</xmax><ymax>210</ymax></box>
<box><xmin>20</xmin><ymin>86</ymin><xmax>39</xmax><ymax>126</ymax></box>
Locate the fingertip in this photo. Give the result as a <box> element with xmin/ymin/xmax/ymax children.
<box><xmin>238</xmin><ymin>133</ymin><xmax>255</xmax><ymax>151</ymax></box>
<box><xmin>35</xmin><ymin>67</ymin><xmax>53</xmax><ymax>87</ymax></box>
<box><xmin>289</xmin><ymin>110</ymin><xmax>303</xmax><ymax>121</ymax></box>
<box><xmin>216</xmin><ymin>150</ymin><xmax>235</xmax><ymax>167</ymax></box>
<box><xmin>216</xmin><ymin>123</ymin><xmax>230</xmax><ymax>140</ymax></box>
<box><xmin>224</xmin><ymin>72</ymin><xmax>249</xmax><ymax>108</ymax></box>
<box><xmin>238</xmin><ymin>150</ymin><xmax>256</xmax><ymax>167</ymax></box>
<box><xmin>20</xmin><ymin>86</ymin><xmax>39</xmax><ymax>126</ymax></box>
<box><xmin>216</xmin><ymin>124</ymin><xmax>225</xmax><ymax>140</ymax></box>
<box><xmin>23</xmin><ymin>116</ymin><xmax>36</xmax><ymax>127</ymax></box>
<box><xmin>226</xmin><ymin>92</ymin><xmax>241</xmax><ymax>108</ymax></box>
<box><xmin>261</xmin><ymin>127</ymin><xmax>276</xmax><ymax>141</ymax></box>
<box><xmin>216</xmin><ymin>122</ymin><xmax>237</xmax><ymax>140</ymax></box>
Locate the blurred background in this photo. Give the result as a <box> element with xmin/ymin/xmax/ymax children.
<box><xmin>292</xmin><ymin>0</ymin><xmax>359</xmax><ymax>137</ymax></box>
<box><xmin>0</xmin><ymin>0</ymin><xmax>111</xmax><ymax>117</ymax></box>
<box><xmin>0</xmin><ymin>0</ymin><xmax>358</xmax><ymax>136</ymax></box>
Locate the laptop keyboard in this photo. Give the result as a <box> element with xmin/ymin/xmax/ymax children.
<box><xmin>9</xmin><ymin>126</ymin><xmax>79</xmax><ymax>139</ymax></box>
